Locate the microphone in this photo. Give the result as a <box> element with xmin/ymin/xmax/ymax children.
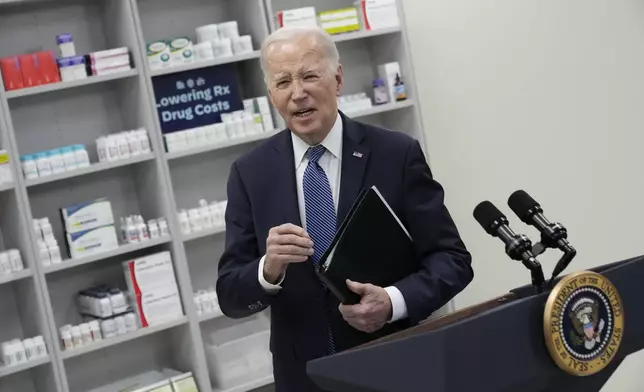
<box><xmin>507</xmin><ymin>190</ymin><xmax>577</xmax><ymax>279</ymax></box>
<box><xmin>473</xmin><ymin>201</ymin><xmax>545</xmax><ymax>290</ymax></box>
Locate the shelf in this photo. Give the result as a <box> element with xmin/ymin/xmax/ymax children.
<box><xmin>60</xmin><ymin>316</ymin><xmax>188</xmax><ymax>360</ymax></box>
<box><xmin>0</xmin><ymin>269</ymin><xmax>32</xmax><ymax>285</ymax></box>
<box><xmin>0</xmin><ymin>182</ymin><xmax>14</xmax><ymax>192</ymax></box>
<box><xmin>5</xmin><ymin>69</ymin><xmax>139</xmax><ymax>99</ymax></box>
<box><xmin>44</xmin><ymin>235</ymin><xmax>172</xmax><ymax>274</ymax></box>
<box><xmin>151</xmin><ymin>51</ymin><xmax>261</xmax><ymax>77</ymax></box>
<box><xmin>166</xmin><ymin>130</ymin><xmax>280</xmax><ymax>161</ymax></box>
<box><xmin>25</xmin><ymin>153</ymin><xmax>156</xmax><ymax>187</ymax></box>
<box><xmin>0</xmin><ymin>355</ymin><xmax>50</xmax><ymax>379</ymax></box>
<box><xmin>345</xmin><ymin>99</ymin><xmax>414</xmax><ymax>119</ymax></box>
<box><xmin>198</xmin><ymin>307</ymin><xmax>224</xmax><ymax>323</ymax></box>
<box><xmin>331</xmin><ymin>26</ymin><xmax>402</xmax><ymax>43</ymax></box>
<box><xmin>183</xmin><ymin>225</ymin><xmax>225</xmax><ymax>243</ymax></box>
<box><xmin>213</xmin><ymin>375</ymin><xmax>274</xmax><ymax>392</ymax></box>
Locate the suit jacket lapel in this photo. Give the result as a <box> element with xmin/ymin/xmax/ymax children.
<box><xmin>338</xmin><ymin>113</ymin><xmax>370</xmax><ymax>225</ymax></box>
<box><xmin>272</xmin><ymin>130</ymin><xmax>302</xmax><ymax>226</ymax></box>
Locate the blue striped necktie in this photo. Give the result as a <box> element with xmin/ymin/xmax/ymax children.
<box><xmin>303</xmin><ymin>144</ymin><xmax>337</xmax><ymax>355</ymax></box>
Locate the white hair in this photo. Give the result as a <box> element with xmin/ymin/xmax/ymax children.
<box><xmin>260</xmin><ymin>25</ymin><xmax>340</xmax><ymax>85</ymax></box>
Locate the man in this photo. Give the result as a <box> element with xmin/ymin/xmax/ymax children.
<box><xmin>216</xmin><ymin>26</ymin><xmax>473</xmax><ymax>391</ymax></box>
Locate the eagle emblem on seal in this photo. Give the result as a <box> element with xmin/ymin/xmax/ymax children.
<box><xmin>568</xmin><ymin>297</ymin><xmax>606</xmax><ymax>350</ymax></box>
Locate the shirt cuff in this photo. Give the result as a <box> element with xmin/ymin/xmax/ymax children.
<box><xmin>384</xmin><ymin>286</ymin><xmax>408</xmax><ymax>322</ymax></box>
<box><xmin>258</xmin><ymin>255</ymin><xmax>284</xmax><ymax>293</ymax></box>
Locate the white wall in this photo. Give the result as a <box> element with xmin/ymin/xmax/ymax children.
<box><xmin>400</xmin><ymin>0</ymin><xmax>644</xmax><ymax>390</ymax></box>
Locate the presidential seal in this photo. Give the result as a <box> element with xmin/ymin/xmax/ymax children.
<box><xmin>543</xmin><ymin>270</ymin><xmax>624</xmax><ymax>376</ymax></box>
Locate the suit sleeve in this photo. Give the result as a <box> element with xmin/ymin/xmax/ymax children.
<box><xmin>393</xmin><ymin>140</ymin><xmax>474</xmax><ymax>324</ymax></box>
<box><xmin>216</xmin><ymin>162</ymin><xmax>275</xmax><ymax>319</ymax></box>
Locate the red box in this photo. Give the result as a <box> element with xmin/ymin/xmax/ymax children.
<box><xmin>35</xmin><ymin>51</ymin><xmax>61</xmax><ymax>84</ymax></box>
<box><xmin>19</xmin><ymin>54</ymin><xmax>41</xmax><ymax>87</ymax></box>
<box><xmin>0</xmin><ymin>57</ymin><xmax>24</xmax><ymax>91</ymax></box>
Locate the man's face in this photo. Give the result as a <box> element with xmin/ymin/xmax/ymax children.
<box><xmin>265</xmin><ymin>35</ymin><xmax>343</xmax><ymax>143</ymax></box>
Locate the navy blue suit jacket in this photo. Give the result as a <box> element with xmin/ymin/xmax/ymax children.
<box><xmin>217</xmin><ymin>113</ymin><xmax>473</xmax><ymax>391</ymax></box>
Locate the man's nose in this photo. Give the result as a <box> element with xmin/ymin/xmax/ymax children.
<box><xmin>291</xmin><ymin>79</ymin><xmax>307</xmax><ymax>100</ymax></box>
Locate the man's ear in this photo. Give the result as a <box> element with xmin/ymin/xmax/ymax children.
<box><xmin>335</xmin><ymin>64</ymin><xmax>344</xmax><ymax>96</ymax></box>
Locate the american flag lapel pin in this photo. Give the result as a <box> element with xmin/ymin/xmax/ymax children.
<box><xmin>353</xmin><ymin>151</ymin><xmax>363</xmax><ymax>158</ymax></box>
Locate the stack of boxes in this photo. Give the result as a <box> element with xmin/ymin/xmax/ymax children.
<box><xmin>61</xmin><ymin>198</ymin><xmax>119</xmax><ymax>259</ymax></box>
<box><xmin>123</xmin><ymin>251</ymin><xmax>184</xmax><ymax>328</ymax></box>
<box><xmin>0</xmin><ymin>150</ymin><xmax>13</xmax><ymax>186</ymax></box>
<box><xmin>243</xmin><ymin>96</ymin><xmax>274</xmax><ymax>134</ymax></box>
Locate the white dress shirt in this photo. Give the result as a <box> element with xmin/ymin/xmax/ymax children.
<box><xmin>258</xmin><ymin>112</ymin><xmax>408</xmax><ymax>322</ymax></box>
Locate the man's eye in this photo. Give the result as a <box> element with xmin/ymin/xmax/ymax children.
<box><xmin>304</xmin><ymin>74</ymin><xmax>318</xmax><ymax>80</ymax></box>
<box><xmin>276</xmin><ymin>81</ymin><xmax>289</xmax><ymax>88</ymax></box>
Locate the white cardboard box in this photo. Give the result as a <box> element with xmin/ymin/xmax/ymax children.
<box><xmin>61</xmin><ymin>198</ymin><xmax>114</xmax><ymax>234</ymax></box>
<box><xmin>66</xmin><ymin>224</ymin><xmax>119</xmax><ymax>259</ymax></box>
<box><xmin>356</xmin><ymin>0</ymin><xmax>400</xmax><ymax>30</ymax></box>
<box><xmin>130</xmin><ymin>288</ymin><xmax>184</xmax><ymax>328</ymax></box>
<box><xmin>377</xmin><ymin>61</ymin><xmax>402</xmax><ymax>105</ymax></box>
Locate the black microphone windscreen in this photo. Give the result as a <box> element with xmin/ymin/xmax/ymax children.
<box><xmin>508</xmin><ymin>190</ymin><xmax>540</xmax><ymax>219</ymax></box>
<box><xmin>473</xmin><ymin>201</ymin><xmax>505</xmax><ymax>233</ymax></box>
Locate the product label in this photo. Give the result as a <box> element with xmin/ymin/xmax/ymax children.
<box><xmin>153</xmin><ymin>65</ymin><xmax>243</xmax><ymax>133</ymax></box>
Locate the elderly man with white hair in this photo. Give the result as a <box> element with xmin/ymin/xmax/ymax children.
<box><xmin>216</xmin><ymin>25</ymin><xmax>473</xmax><ymax>391</ymax></box>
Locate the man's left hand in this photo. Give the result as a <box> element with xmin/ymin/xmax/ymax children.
<box><xmin>338</xmin><ymin>280</ymin><xmax>392</xmax><ymax>333</ymax></box>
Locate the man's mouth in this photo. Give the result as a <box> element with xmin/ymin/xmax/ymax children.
<box><xmin>293</xmin><ymin>108</ymin><xmax>315</xmax><ymax>118</ymax></box>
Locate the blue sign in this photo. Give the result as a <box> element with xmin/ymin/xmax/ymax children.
<box><xmin>152</xmin><ymin>64</ymin><xmax>243</xmax><ymax>133</ymax></box>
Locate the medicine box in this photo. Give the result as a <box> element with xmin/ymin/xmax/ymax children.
<box><xmin>377</xmin><ymin>61</ymin><xmax>402</xmax><ymax>104</ymax></box>
<box><xmin>61</xmin><ymin>198</ymin><xmax>115</xmax><ymax>234</ymax></box>
<box><xmin>123</xmin><ymin>251</ymin><xmax>178</xmax><ymax>292</ymax></box>
<box><xmin>319</xmin><ymin>8</ymin><xmax>361</xmax><ymax>35</ymax></box>
<box><xmin>277</xmin><ymin>7</ymin><xmax>318</xmax><ymax>28</ymax></box>
<box><xmin>356</xmin><ymin>0</ymin><xmax>400</xmax><ymax>31</ymax></box>
<box><xmin>66</xmin><ymin>225</ymin><xmax>119</xmax><ymax>259</ymax></box>
<box><xmin>130</xmin><ymin>287</ymin><xmax>183</xmax><ymax>328</ymax></box>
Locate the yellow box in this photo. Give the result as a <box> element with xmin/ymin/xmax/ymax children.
<box><xmin>319</xmin><ymin>7</ymin><xmax>360</xmax><ymax>35</ymax></box>
<box><xmin>0</xmin><ymin>150</ymin><xmax>9</xmax><ymax>165</ymax></box>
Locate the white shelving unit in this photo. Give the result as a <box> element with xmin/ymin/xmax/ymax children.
<box><xmin>0</xmin><ymin>0</ymin><xmax>424</xmax><ymax>391</ymax></box>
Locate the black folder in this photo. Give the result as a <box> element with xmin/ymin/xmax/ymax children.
<box><xmin>316</xmin><ymin>186</ymin><xmax>417</xmax><ymax>305</ymax></box>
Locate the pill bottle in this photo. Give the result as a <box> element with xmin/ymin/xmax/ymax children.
<box><xmin>2</xmin><ymin>341</ymin><xmax>16</xmax><ymax>366</ymax></box>
<box><xmin>137</xmin><ymin>128</ymin><xmax>151</xmax><ymax>154</ymax></box>
<box><xmin>117</xmin><ymin>133</ymin><xmax>131</xmax><ymax>159</ymax></box>
<box><xmin>106</xmin><ymin>136</ymin><xmax>119</xmax><ymax>161</ymax></box>
<box><xmin>48</xmin><ymin>243</ymin><xmax>62</xmax><ymax>265</ymax></box>
<box><xmin>13</xmin><ymin>340</ymin><xmax>26</xmax><ymax>364</ymax></box>
<box><xmin>193</xmin><ymin>294</ymin><xmax>203</xmax><ymax>315</ymax></box>
<box><xmin>70</xmin><ymin>326</ymin><xmax>82</xmax><ymax>347</ymax></box>
<box><xmin>127</xmin><ymin>131</ymin><xmax>141</xmax><ymax>156</ymax></box>
<box><xmin>38</xmin><ymin>240</ymin><xmax>51</xmax><ymax>266</ymax></box>
<box><xmin>373</xmin><ymin>78</ymin><xmax>389</xmax><ymax>105</ymax></box>
<box><xmin>60</xmin><ymin>146</ymin><xmax>77</xmax><ymax>171</ymax></box>
<box><xmin>34</xmin><ymin>152</ymin><xmax>52</xmax><ymax>177</ymax></box>
<box><xmin>394</xmin><ymin>73</ymin><xmax>407</xmax><ymax>101</ymax></box>
<box><xmin>96</xmin><ymin>137</ymin><xmax>106</xmax><ymax>162</ymax></box>
<box><xmin>126</xmin><ymin>216</ymin><xmax>139</xmax><ymax>243</ymax></box>
<box><xmin>109</xmin><ymin>288</ymin><xmax>127</xmax><ymax>313</ymax></box>
<box><xmin>20</xmin><ymin>155</ymin><xmax>39</xmax><ymax>180</ymax></box>
<box><xmin>56</xmin><ymin>33</ymin><xmax>76</xmax><ymax>58</ymax></box>
<box><xmin>158</xmin><ymin>217</ymin><xmax>169</xmax><ymax>236</ymax></box>
<box><xmin>72</xmin><ymin>145</ymin><xmax>90</xmax><ymax>168</ymax></box>
<box><xmin>39</xmin><ymin>218</ymin><xmax>53</xmax><ymax>239</ymax></box>
<box><xmin>0</xmin><ymin>252</ymin><xmax>11</xmax><ymax>274</ymax></box>
<box><xmin>115</xmin><ymin>316</ymin><xmax>127</xmax><ymax>335</ymax></box>
<box><xmin>178</xmin><ymin>210</ymin><xmax>191</xmax><ymax>235</ymax></box>
<box><xmin>60</xmin><ymin>328</ymin><xmax>73</xmax><ymax>350</ymax></box>
<box><xmin>124</xmin><ymin>313</ymin><xmax>137</xmax><ymax>332</ymax></box>
<box><xmin>198</xmin><ymin>200</ymin><xmax>214</xmax><ymax>229</ymax></box>
<box><xmin>70</xmin><ymin>56</ymin><xmax>87</xmax><ymax>80</ymax></box>
<box><xmin>101</xmin><ymin>318</ymin><xmax>116</xmax><ymax>339</ymax></box>
<box><xmin>48</xmin><ymin>149</ymin><xmax>65</xmax><ymax>174</ymax></box>
<box><xmin>79</xmin><ymin>323</ymin><xmax>92</xmax><ymax>345</ymax></box>
<box><xmin>33</xmin><ymin>336</ymin><xmax>46</xmax><ymax>357</ymax></box>
<box><xmin>8</xmin><ymin>249</ymin><xmax>23</xmax><ymax>272</ymax></box>
<box><xmin>22</xmin><ymin>338</ymin><xmax>35</xmax><ymax>360</ymax></box>
<box><xmin>188</xmin><ymin>208</ymin><xmax>203</xmax><ymax>232</ymax></box>
<box><xmin>89</xmin><ymin>320</ymin><xmax>102</xmax><ymax>341</ymax></box>
<box><xmin>147</xmin><ymin>219</ymin><xmax>160</xmax><ymax>239</ymax></box>
<box><xmin>56</xmin><ymin>57</ymin><xmax>75</xmax><ymax>82</ymax></box>
<box><xmin>97</xmin><ymin>293</ymin><xmax>112</xmax><ymax>317</ymax></box>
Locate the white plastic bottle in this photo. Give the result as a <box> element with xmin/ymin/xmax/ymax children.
<box><xmin>89</xmin><ymin>320</ymin><xmax>102</xmax><ymax>341</ymax></box>
<box><xmin>61</xmin><ymin>328</ymin><xmax>74</xmax><ymax>350</ymax></box>
<box><xmin>120</xmin><ymin>217</ymin><xmax>127</xmax><ymax>243</ymax></box>
<box><xmin>48</xmin><ymin>149</ymin><xmax>65</xmax><ymax>174</ymax></box>
<box><xmin>126</xmin><ymin>216</ymin><xmax>139</xmax><ymax>243</ymax></box>
<box><xmin>178</xmin><ymin>210</ymin><xmax>191</xmax><ymax>235</ymax></box>
<box><xmin>38</xmin><ymin>240</ymin><xmax>51</xmax><ymax>267</ymax></box>
<box><xmin>33</xmin><ymin>336</ymin><xmax>46</xmax><ymax>357</ymax></box>
<box><xmin>79</xmin><ymin>323</ymin><xmax>92</xmax><ymax>345</ymax></box>
<box><xmin>34</xmin><ymin>152</ymin><xmax>52</xmax><ymax>177</ymax></box>
<box><xmin>158</xmin><ymin>217</ymin><xmax>169</xmax><ymax>236</ymax></box>
<box><xmin>20</xmin><ymin>155</ymin><xmax>39</xmax><ymax>180</ymax></box>
<box><xmin>101</xmin><ymin>318</ymin><xmax>117</xmax><ymax>339</ymax></box>
<box><xmin>71</xmin><ymin>326</ymin><xmax>83</xmax><ymax>347</ymax></box>
<box><xmin>107</xmin><ymin>136</ymin><xmax>119</xmax><ymax>161</ymax></box>
<box><xmin>124</xmin><ymin>313</ymin><xmax>137</xmax><ymax>332</ymax></box>
<box><xmin>138</xmin><ymin>128</ymin><xmax>151</xmax><ymax>154</ymax></box>
<box><xmin>147</xmin><ymin>219</ymin><xmax>160</xmax><ymax>239</ymax></box>
<box><xmin>60</xmin><ymin>146</ymin><xmax>77</xmax><ymax>171</ymax></box>
<box><xmin>0</xmin><ymin>252</ymin><xmax>11</xmax><ymax>274</ymax></box>
<box><xmin>2</xmin><ymin>341</ymin><xmax>16</xmax><ymax>366</ymax></box>
<box><xmin>8</xmin><ymin>249</ymin><xmax>23</xmax><ymax>272</ymax></box>
<box><xmin>188</xmin><ymin>208</ymin><xmax>203</xmax><ymax>232</ymax></box>
<box><xmin>136</xmin><ymin>215</ymin><xmax>149</xmax><ymax>241</ymax></box>
<box><xmin>48</xmin><ymin>243</ymin><xmax>62</xmax><ymax>265</ymax></box>
<box><xmin>114</xmin><ymin>316</ymin><xmax>127</xmax><ymax>336</ymax></box>
<box><xmin>199</xmin><ymin>200</ymin><xmax>214</xmax><ymax>229</ymax></box>
<box><xmin>73</xmin><ymin>145</ymin><xmax>90</xmax><ymax>168</ymax></box>
<box><xmin>127</xmin><ymin>131</ymin><xmax>141</xmax><ymax>156</ymax></box>
<box><xmin>22</xmin><ymin>338</ymin><xmax>35</xmax><ymax>360</ymax></box>
<box><xmin>96</xmin><ymin>137</ymin><xmax>107</xmax><ymax>162</ymax></box>
<box><xmin>117</xmin><ymin>133</ymin><xmax>131</xmax><ymax>159</ymax></box>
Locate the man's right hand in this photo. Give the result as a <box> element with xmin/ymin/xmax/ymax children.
<box><xmin>263</xmin><ymin>224</ymin><xmax>314</xmax><ymax>284</ymax></box>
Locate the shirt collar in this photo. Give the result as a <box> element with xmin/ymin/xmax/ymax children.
<box><xmin>292</xmin><ymin>112</ymin><xmax>343</xmax><ymax>169</ymax></box>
